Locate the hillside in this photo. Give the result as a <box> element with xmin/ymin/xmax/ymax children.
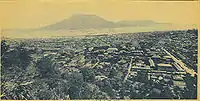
<box><xmin>41</xmin><ymin>14</ymin><xmax>169</xmax><ymax>30</ymax></box>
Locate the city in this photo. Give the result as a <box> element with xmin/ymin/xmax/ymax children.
<box><xmin>0</xmin><ymin>29</ymin><xmax>198</xmax><ymax>99</ymax></box>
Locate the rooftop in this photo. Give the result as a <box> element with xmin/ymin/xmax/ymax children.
<box><xmin>157</xmin><ymin>63</ymin><xmax>172</xmax><ymax>67</ymax></box>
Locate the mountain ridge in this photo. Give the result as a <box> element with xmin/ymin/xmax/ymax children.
<box><xmin>41</xmin><ymin>14</ymin><xmax>171</xmax><ymax>30</ymax></box>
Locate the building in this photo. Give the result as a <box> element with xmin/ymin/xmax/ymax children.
<box><xmin>157</xmin><ymin>63</ymin><xmax>175</xmax><ymax>71</ymax></box>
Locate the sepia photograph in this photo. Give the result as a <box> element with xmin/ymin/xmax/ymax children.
<box><xmin>0</xmin><ymin>0</ymin><xmax>199</xmax><ymax>100</ymax></box>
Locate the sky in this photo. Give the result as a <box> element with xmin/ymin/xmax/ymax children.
<box><xmin>0</xmin><ymin>0</ymin><xmax>199</xmax><ymax>29</ymax></box>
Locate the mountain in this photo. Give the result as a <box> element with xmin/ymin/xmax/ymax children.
<box><xmin>2</xmin><ymin>14</ymin><xmax>174</xmax><ymax>38</ymax></box>
<box><xmin>41</xmin><ymin>14</ymin><xmax>170</xmax><ymax>30</ymax></box>
<box><xmin>117</xmin><ymin>20</ymin><xmax>158</xmax><ymax>27</ymax></box>
<box><xmin>42</xmin><ymin>14</ymin><xmax>117</xmax><ymax>30</ymax></box>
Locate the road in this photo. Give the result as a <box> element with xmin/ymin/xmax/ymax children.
<box><xmin>162</xmin><ymin>47</ymin><xmax>197</xmax><ymax>77</ymax></box>
<box><xmin>123</xmin><ymin>58</ymin><xmax>133</xmax><ymax>82</ymax></box>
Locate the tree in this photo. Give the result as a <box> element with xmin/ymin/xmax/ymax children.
<box><xmin>1</xmin><ymin>40</ymin><xmax>9</xmax><ymax>56</ymax></box>
<box><xmin>1</xmin><ymin>41</ymin><xmax>33</xmax><ymax>100</ymax></box>
<box><xmin>36</xmin><ymin>55</ymin><xmax>58</xmax><ymax>78</ymax></box>
<box><xmin>183</xmin><ymin>73</ymin><xmax>197</xmax><ymax>99</ymax></box>
<box><xmin>62</xmin><ymin>71</ymin><xmax>84</xmax><ymax>99</ymax></box>
<box><xmin>109</xmin><ymin>68</ymin><xmax>117</xmax><ymax>78</ymax></box>
<box><xmin>80</xmin><ymin>67</ymin><xmax>95</xmax><ymax>82</ymax></box>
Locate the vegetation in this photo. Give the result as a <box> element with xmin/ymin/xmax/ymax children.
<box><xmin>0</xmin><ymin>40</ymin><xmax>109</xmax><ymax>100</ymax></box>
